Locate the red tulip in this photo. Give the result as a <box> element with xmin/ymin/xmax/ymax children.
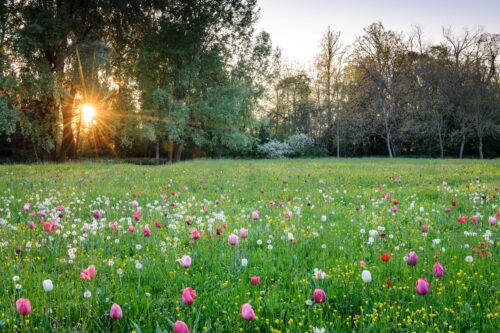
<box><xmin>144</xmin><ymin>225</ymin><xmax>151</xmax><ymax>237</ymax></box>
<box><xmin>313</xmin><ymin>288</ymin><xmax>326</xmax><ymax>303</ymax></box>
<box><xmin>250</xmin><ymin>276</ymin><xmax>261</xmax><ymax>285</ymax></box>
<box><xmin>380</xmin><ymin>253</ymin><xmax>391</xmax><ymax>262</ymax></box>
<box><xmin>181</xmin><ymin>287</ymin><xmax>196</xmax><ymax>305</ymax></box>
<box><xmin>16</xmin><ymin>298</ymin><xmax>31</xmax><ymax>316</ymax></box>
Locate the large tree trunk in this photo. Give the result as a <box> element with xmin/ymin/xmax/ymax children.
<box><xmin>478</xmin><ymin>135</ymin><xmax>483</xmax><ymax>160</ymax></box>
<box><xmin>59</xmin><ymin>85</ymin><xmax>76</xmax><ymax>161</ymax></box>
<box><xmin>174</xmin><ymin>143</ymin><xmax>184</xmax><ymax>162</ymax></box>
<box><xmin>155</xmin><ymin>137</ymin><xmax>160</xmax><ymax>165</ymax></box>
<box><xmin>437</xmin><ymin>128</ymin><xmax>444</xmax><ymax>158</ymax></box>
<box><xmin>459</xmin><ymin>135</ymin><xmax>466</xmax><ymax>159</ymax></box>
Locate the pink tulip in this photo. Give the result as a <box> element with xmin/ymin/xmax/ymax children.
<box><xmin>80</xmin><ymin>265</ymin><xmax>96</xmax><ymax>280</ymax></box>
<box><xmin>488</xmin><ymin>217</ymin><xmax>497</xmax><ymax>225</ymax></box>
<box><xmin>178</xmin><ymin>255</ymin><xmax>192</xmax><ymax>268</ymax></box>
<box><xmin>444</xmin><ymin>207</ymin><xmax>451</xmax><ymax>213</ymax></box>
<box><xmin>383</xmin><ymin>193</ymin><xmax>390</xmax><ymax>201</ymax></box>
<box><xmin>313</xmin><ymin>288</ymin><xmax>326</xmax><ymax>303</ymax></box>
<box><xmin>391</xmin><ymin>205</ymin><xmax>398</xmax><ymax>213</ymax></box>
<box><xmin>132</xmin><ymin>200</ymin><xmax>139</xmax><ymax>208</ymax></box>
<box><xmin>192</xmin><ymin>229</ymin><xmax>200</xmax><ymax>240</ymax></box>
<box><xmin>128</xmin><ymin>225</ymin><xmax>135</xmax><ymax>232</ymax></box>
<box><xmin>109</xmin><ymin>303</ymin><xmax>122</xmax><ymax>320</ymax></box>
<box><xmin>16</xmin><ymin>298</ymin><xmax>31</xmax><ymax>316</ymax></box>
<box><xmin>144</xmin><ymin>225</ymin><xmax>151</xmax><ymax>237</ymax></box>
<box><xmin>173</xmin><ymin>320</ymin><xmax>190</xmax><ymax>333</ymax></box>
<box><xmin>240</xmin><ymin>303</ymin><xmax>255</xmax><ymax>320</ymax></box>
<box><xmin>421</xmin><ymin>224</ymin><xmax>428</xmax><ymax>233</ymax></box>
<box><xmin>155</xmin><ymin>220</ymin><xmax>162</xmax><ymax>228</ymax></box>
<box><xmin>416</xmin><ymin>278</ymin><xmax>429</xmax><ymax>295</ymax></box>
<box><xmin>457</xmin><ymin>216</ymin><xmax>468</xmax><ymax>223</ymax></box>
<box><xmin>433</xmin><ymin>262</ymin><xmax>444</xmax><ymax>278</ymax></box>
<box><xmin>471</xmin><ymin>216</ymin><xmax>479</xmax><ymax>224</ymax></box>
<box><xmin>93</xmin><ymin>210</ymin><xmax>101</xmax><ymax>219</ymax></box>
<box><xmin>239</xmin><ymin>228</ymin><xmax>248</xmax><ymax>238</ymax></box>
<box><xmin>406</xmin><ymin>251</ymin><xmax>418</xmax><ymax>266</ymax></box>
<box><xmin>23</xmin><ymin>203</ymin><xmax>30</xmax><ymax>211</ymax></box>
<box><xmin>133</xmin><ymin>210</ymin><xmax>141</xmax><ymax>222</ymax></box>
<box><xmin>228</xmin><ymin>234</ymin><xmax>239</xmax><ymax>246</ymax></box>
<box><xmin>181</xmin><ymin>287</ymin><xmax>196</xmax><ymax>305</ymax></box>
<box><xmin>39</xmin><ymin>210</ymin><xmax>46</xmax><ymax>218</ymax></box>
<box><xmin>28</xmin><ymin>221</ymin><xmax>36</xmax><ymax>229</ymax></box>
<box><xmin>284</xmin><ymin>211</ymin><xmax>292</xmax><ymax>219</ymax></box>
<box><xmin>252</xmin><ymin>211</ymin><xmax>259</xmax><ymax>220</ymax></box>
<box><xmin>109</xmin><ymin>221</ymin><xmax>118</xmax><ymax>229</ymax></box>
<box><xmin>250</xmin><ymin>276</ymin><xmax>261</xmax><ymax>285</ymax></box>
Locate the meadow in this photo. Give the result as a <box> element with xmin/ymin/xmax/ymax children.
<box><xmin>0</xmin><ymin>159</ymin><xmax>498</xmax><ymax>333</ymax></box>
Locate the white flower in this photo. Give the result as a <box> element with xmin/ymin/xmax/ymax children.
<box><xmin>432</xmin><ymin>239</ymin><xmax>441</xmax><ymax>245</ymax></box>
<box><xmin>267</xmin><ymin>244</ymin><xmax>273</xmax><ymax>251</ymax></box>
<box><xmin>257</xmin><ymin>239</ymin><xmax>262</xmax><ymax>245</ymax></box>
<box><xmin>12</xmin><ymin>275</ymin><xmax>19</xmax><ymax>282</ymax></box>
<box><xmin>287</xmin><ymin>232</ymin><xmax>295</xmax><ymax>241</ymax></box>
<box><xmin>107</xmin><ymin>260</ymin><xmax>114</xmax><ymax>267</ymax></box>
<box><xmin>419</xmin><ymin>207</ymin><xmax>425</xmax><ymax>213</ymax></box>
<box><xmin>369</xmin><ymin>230</ymin><xmax>378</xmax><ymax>237</ymax></box>
<box><xmin>136</xmin><ymin>244</ymin><xmax>142</xmax><ymax>250</ymax></box>
<box><xmin>361</xmin><ymin>270</ymin><xmax>372</xmax><ymax>283</ymax></box>
<box><xmin>313</xmin><ymin>268</ymin><xmax>326</xmax><ymax>280</ymax></box>
<box><xmin>367</xmin><ymin>237</ymin><xmax>374</xmax><ymax>245</ymax></box>
<box><xmin>321</xmin><ymin>244</ymin><xmax>326</xmax><ymax>249</ymax></box>
<box><xmin>313</xmin><ymin>328</ymin><xmax>326</xmax><ymax>333</ymax></box>
<box><xmin>135</xmin><ymin>262</ymin><xmax>143</xmax><ymax>270</ymax></box>
<box><xmin>241</xmin><ymin>258</ymin><xmax>248</xmax><ymax>267</ymax></box>
<box><xmin>305</xmin><ymin>299</ymin><xmax>313</xmax><ymax>306</ymax></box>
<box><xmin>465</xmin><ymin>256</ymin><xmax>473</xmax><ymax>263</ymax></box>
<box><xmin>359</xmin><ymin>228</ymin><xmax>366</xmax><ymax>235</ymax></box>
<box><xmin>43</xmin><ymin>279</ymin><xmax>53</xmax><ymax>292</ymax></box>
<box><xmin>117</xmin><ymin>268</ymin><xmax>124</xmax><ymax>276</ymax></box>
<box><xmin>321</xmin><ymin>215</ymin><xmax>327</xmax><ymax>222</ymax></box>
<box><xmin>84</xmin><ymin>290</ymin><xmax>92</xmax><ymax>298</ymax></box>
<box><xmin>15</xmin><ymin>284</ymin><xmax>22</xmax><ymax>290</ymax></box>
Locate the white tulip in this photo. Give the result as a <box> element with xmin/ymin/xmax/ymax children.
<box><xmin>43</xmin><ymin>279</ymin><xmax>53</xmax><ymax>292</ymax></box>
<box><xmin>361</xmin><ymin>270</ymin><xmax>372</xmax><ymax>283</ymax></box>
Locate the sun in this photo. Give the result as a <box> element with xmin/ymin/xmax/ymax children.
<box><xmin>82</xmin><ymin>104</ymin><xmax>96</xmax><ymax>124</ymax></box>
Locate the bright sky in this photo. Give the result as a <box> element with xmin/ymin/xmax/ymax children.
<box><xmin>256</xmin><ymin>0</ymin><xmax>500</xmax><ymax>64</ymax></box>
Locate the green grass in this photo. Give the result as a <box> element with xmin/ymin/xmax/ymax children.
<box><xmin>0</xmin><ymin>159</ymin><xmax>499</xmax><ymax>332</ymax></box>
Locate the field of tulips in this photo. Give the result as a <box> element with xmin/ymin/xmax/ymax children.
<box><xmin>0</xmin><ymin>159</ymin><xmax>499</xmax><ymax>332</ymax></box>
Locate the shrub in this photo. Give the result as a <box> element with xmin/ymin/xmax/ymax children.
<box><xmin>257</xmin><ymin>140</ymin><xmax>293</xmax><ymax>158</ymax></box>
<box><xmin>286</xmin><ymin>133</ymin><xmax>315</xmax><ymax>156</ymax></box>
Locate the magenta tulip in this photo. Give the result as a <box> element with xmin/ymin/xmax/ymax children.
<box><xmin>241</xmin><ymin>303</ymin><xmax>255</xmax><ymax>320</ymax></box>
<box><xmin>110</xmin><ymin>303</ymin><xmax>123</xmax><ymax>320</ymax></box>
<box><xmin>173</xmin><ymin>321</ymin><xmax>190</xmax><ymax>333</ymax></box>
<box><xmin>433</xmin><ymin>262</ymin><xmax>444</xmax><ymax>278</ymax></box>
<box><xmin>416</xmin><ymin>278</ymin><xmax>429</xmax><ymax>295</ymax></box>
<box><xmin>313</xmin><ymin>288</ymin><xmax>326</xmax><ymax>303</ymax></box>
<box><xmin>16</xmin><ymin>298</ymin><xmax>31</xmax><ymax>316</ymax></box>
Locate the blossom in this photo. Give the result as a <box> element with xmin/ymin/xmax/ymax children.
<box><xmin>313</xmin><ymin>288</ymin><xmax>326</xmax><ymax>303</ymax></box>
<box><xmin>313</xmin><ymin>268</ymin><xmax>326</xmax><ymax>280</ymax></box>
<box><xmin>361</xmin><ymin>270</ymin><xmax>372</xmax><ymax>283</ymax></box>
<box><xmin>465</xmin><ymin>256</ymin><xmax>473</xmax><ymax>263</ymax></box>
<box><xmin>405</xmin><ymin>251</ymin><xmax>418</xmax><ymax>266</ymax></box>
<box><xmin>241</xmin><ymin>303</ymin><xmax>255</xmax><ymax>320</ymax></box>
<box><xmin>143</xmin><ymin>225</ymin><xmax>151</xmax><ymax>237</ymax></box>
<box><xmin>192</xmin><ymin>229</ymin><xmax>200</xmax><ymax>239</ymax></box>
<box><xmin>421</xmin><ymin>224</ymin><xmax>428</xmax><ymax>233</ymax></box>
<box><xmin>380</xmin><ymin>253</ymin><xmax>391</xmax><ymax>262</ymax></box>
<box><xmin>241</xmin><ymin>258</ymin><xmax>248</xmax><ymax>267</ymax></box>
<box><xmin>109</xmin><ymin>303</ymin><xmax>123</xmax><ymax>320</ymax></box>
<box><xmin>178</xmin><ymin>255</ymin><xmax>192</xmax><ymax>268</ymax></box>
<box><xmin>228</xmin><ymin>234</ymin><xmax>239</xmax><ymax>246</ymax></box>
<box><xmin>173</xmin><ymin>321</ymin><xmax>190</xmax><ymax>333</ymax></box>
<box><xmin>252</xmin><ymin>211</ymin><xmax>259</xmax><ymax>220</ymax></box>
<box><xmin>416</xmin><ymin>278</ymin><xmax>429</xmax><ymax>295</ymax></box>
<box><xmin>80</xmin><ymin>265</ymin><xmax>96</xmax><ymax>280</ymax></box>
<box><xmin>43</xmin><ymin>279</ymin><xmax>53</xmax><ymax>292</ymax></box>
<box><xmin>433</xmin><ymin>262</ymin><xmax>444</xmax><ymax>278</ymax></box>
<box><xmin>181</xmin><ymin>287</ymin><xmax>196</xmax><ymax>305</ymax></box>
<box><xmin>84</xmin><ymin>290</ymin><xmax>92</xmax><ymax>298</ymax></box>
<box><xmin>239</xmin><ymin>228</ymin><xmax>248</xmax><ymax>238</ymax></box>
<box><xmin>251</xmin><ymin>276</ymin><xmax>261</xmax><ymax>285</ymax></box>
<box><xmin>16</xmin><ymin>298</ymin><xmax>31</xmax><ymax>316</ymax></box>
<box><xmin>93</xmin><ymin>210</ymin><xmax>101</xmax><ymax>219</ymax></box>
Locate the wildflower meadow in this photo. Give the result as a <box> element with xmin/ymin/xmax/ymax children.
<box><xmin>0</xmin><ymin>159</ymin><xmax>498</xmax><ymax>332</ymax></box>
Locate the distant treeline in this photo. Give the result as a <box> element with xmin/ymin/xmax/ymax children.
<box><xmin>0</xmin><ymin>1</ymin><xmax>498</xmax><ymax>162</ymax></box>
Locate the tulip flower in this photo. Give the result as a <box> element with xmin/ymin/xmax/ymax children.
<box><xmin>391</xmin><ymin>205</ymin><xmax>398</xmax><ymax>213</ymax></box>
<box><xmin>405</xmin><ymin>251</ymin><xmax>418</xmax><ymax>266</ymax></box>
<box><xmin>80</xmin><ymin>265</ymin><xmax>96</xmax><ymax>280</ymax></box>
<box><xmin>313</xmin><ymin>288</ymin><xmax>326</xmax><ymax>303</ymax></box>
<box><xmin>173</xmin><ymin>321</ymin><xmax>190</xmax><ymax>333</ymax></box>
<box><xmin>155</xmin><ymin>220</ymin><xmax>162</xmax><ymax>228</ymax></box>
<box><xmin>43</xmin><ymin>279</ymin><xmax>53</xmax><ymax>292</ymax></box>
<box><xmin>178</xmin><ymin>255</ymin><xmax>192</xmax><ymax>268</ymax></box>
<box><xmin>241</xmin><ymin>303</ymin><xmax>255</xmax><ymax>320</ymax></box>
<box><xmin>421</xmin><ymin>224</ymin><xmax>428</xmax><ymax>233</ymax></box>
<box><xmin>416</xmin><ymin>278</ymin><xmax>429</xmax><ymax>295</ymax></box>
<box><xmin>380</xmin><ymin>253</ymin><xmax>391</xmax><ymax>262</ymax></box>
<box><xmin>239</xmin><ymin>228</ymin><xmax>248</xmax><ymax>238</ymax></box>
<box><xmin>16</xmin><ymin>298</ymin><xmax>31</xmax><ymax>316</ymax></box>
<box><xmin>109</xmin><ymin>303</ymin><xmax>123</xmax><ymax>320</ymax></box>
<box><xmin>128</xmin><ymin>225</ymin><xmax>135</xmax><ymax>232</ymax></box>
<box><xmin>252</xmin><ymin>211</ymin><xmax>259</xmax><ymax>220</ymax></box>
<box><xmin>181</xmin><ymin>287</ymin><xmax>196</xmax><ymax>305</ymax></box>
<box><xmin>361</xmin><ymin>270</ymin><xmax>372</xmax><ymax>283</ymax></box>
<box><xmin>433</xmin><ymin>262</ymin><xmax>444</xmax><ymax>278</ymax></box>
<box><xmin>488</xmin><ymin>217</ymin><xmax>497</xmax><ymax>225</ymax></box>
<box><xmin>143</xmin><ymin>225</ymin><xmax>151</xmax><ymax>237</ymax></box>
<box><xmin>93</xmin><ymin>210</ymin><xmax>101</xmax><ymax>219</ymax></box>
<box><xmin>228</xmin><ymin>234</ymin><xmax>239</xmax><ymax>246</ymax></box>
<box><xmin>192</xmin><ymin>229</ymin><xmax>200</xmax><ymax>239</ymax></box>
<box><xmin>250</xmin><ymin>276</ymin><xmax>261</xmax><ymax>285</ymax></box>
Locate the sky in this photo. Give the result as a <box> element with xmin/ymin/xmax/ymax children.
<box><xmin>256</xmin><ymin>0</ymin><xmax>500</xmax><ymax>64</ymax></box>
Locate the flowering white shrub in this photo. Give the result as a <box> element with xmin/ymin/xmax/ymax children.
<box><xmin>286</xmin><ymin>133</ymin><xmax>314</xmax><ymax>153</ymax></box>
<box><xmin>257</xmin><ymin>140</ymin><xmax>292</xmax><ymax>158</ymax></box>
